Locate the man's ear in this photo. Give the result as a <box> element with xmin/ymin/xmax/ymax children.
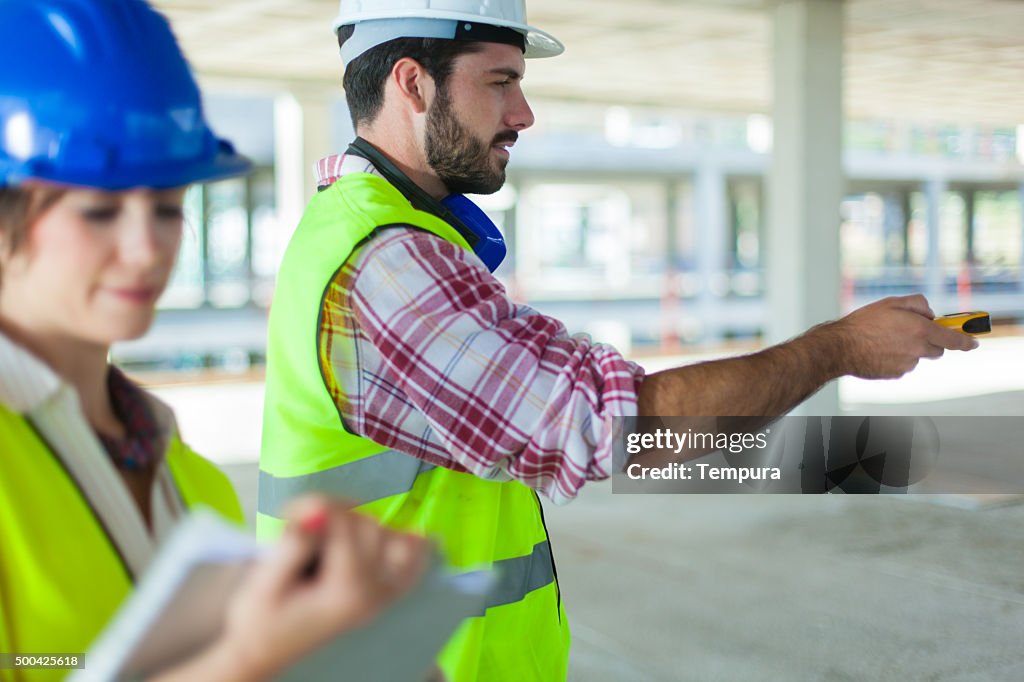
<box><xmin>390</xmin><ymin>57</ymin><xmax>433</xmax><ymax>115</ymax></box>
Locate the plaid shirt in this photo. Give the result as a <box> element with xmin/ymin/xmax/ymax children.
<box><xmin>316</xmin><ymin>155</ymin><xmax>644</xmax><ymax>504</ymax></box>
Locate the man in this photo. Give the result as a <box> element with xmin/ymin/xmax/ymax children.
<box><xmin>258</xmin><ymin>1</ymin><xmax>978</xmax><ymax>680</ymax></box>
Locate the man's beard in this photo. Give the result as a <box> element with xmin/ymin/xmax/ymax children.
<box><xmin>425</xmin><ymin>86</ymin><xmax>516</xmax><ymax>195</ymax></box>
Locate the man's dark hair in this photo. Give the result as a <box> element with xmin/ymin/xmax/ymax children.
<box><xmin>339</xmin><ymin>27</ymin><xmax>484</xmax><ymax>129</ymax></box>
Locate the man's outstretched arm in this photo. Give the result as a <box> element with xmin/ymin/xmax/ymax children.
<box><xmin>334</xmin><ymin>232</ymin><xmax>977</xmax><ymax>502</ymax></box>
<box><xmin>639</xmin><ymin>294</ymin><xmax>979</xmax><ymax>417</ymax></box>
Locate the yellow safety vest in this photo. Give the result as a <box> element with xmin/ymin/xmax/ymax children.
<box><xmin>0</xmin><ymin>403</ymin><xmax>243</xmax><ymax>682</ymax></box>
<box><xmin>259</xmin><ymin>172</ymin><xmax>571</xmax><ymax>681</ymax></box>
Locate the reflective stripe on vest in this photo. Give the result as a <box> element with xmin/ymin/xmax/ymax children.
<box><xmin>258</xmin><ymin>448</ymin><xmax>436</xmax><ymax>515</ymax></box>
<box><xmin>259</xmin><ymin>173</ymin><xmax>570</xmax><ymax>681</ymax></box>
<box><xmin>482</xmin><ymin>541</ymin><xmax>556</xmax><ymax>612</ymax></box>
<box><xmin>259</xmin><ymin>455</ymin><xmax>554</xmax><ymax>612</ymax></box>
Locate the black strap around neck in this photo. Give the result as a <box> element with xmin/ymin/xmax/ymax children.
<box><xmin>346</xmin><ymin>137</ymin><xmax>479</xmax><ymax>248</ymax></box>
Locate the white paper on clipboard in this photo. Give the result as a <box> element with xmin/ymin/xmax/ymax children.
<box><xmin>72</xmin><ymin>509</ymin><xmax>494</xmax><ymax>682</ymax></box>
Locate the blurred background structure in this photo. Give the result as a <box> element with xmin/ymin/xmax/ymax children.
<box><xmin>126</xmin><ymin>0</ymin><xmax>1024</xmax><ymax>387</ymax></box>
<box><xmin>131</xmin><ymin>1</ymin><xmax>1024</xmax><ymax>679</ymax></box>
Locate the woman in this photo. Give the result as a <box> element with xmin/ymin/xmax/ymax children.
<box><xmin>0</xmin><ymin>1</ymin><xmax>427</xmax><ymax>680</ymax></box>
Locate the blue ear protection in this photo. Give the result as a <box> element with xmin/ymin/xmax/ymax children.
<box><xmin>439</xmin><ymin>194</ymin><xmax>507</xmax><ymax>272</ymax></box>
<box><xmin>347</xmin><ymin>137</ymin><xmax>507</xmax><ymax>272</ymax></box>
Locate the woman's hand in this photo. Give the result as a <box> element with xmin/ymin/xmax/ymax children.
<box><xmin>153</xmin><ymin>496</ymin><xmax>429</xmax><ymax>682</ymax></box>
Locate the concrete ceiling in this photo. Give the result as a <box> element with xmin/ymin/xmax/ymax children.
<box><xmin>153</xmin><ymin>0</ymin><xmax>1024</xmax><ymax>125</ymax></box>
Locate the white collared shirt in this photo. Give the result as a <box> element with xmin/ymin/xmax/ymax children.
<box><xmin>0</xmin><ymin>331</ymin><xmax>186</xmax><ymax>579</ymax></box>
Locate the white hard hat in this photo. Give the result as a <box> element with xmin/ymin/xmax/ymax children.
<box><xmin>333</xmin><ymin>0</ymin><xmax>564</xmax><ymax>63</ymax></box>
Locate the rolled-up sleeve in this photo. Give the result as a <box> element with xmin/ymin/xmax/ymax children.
<box><xmin>321</xmin><ymin>227</ymin><xmax>644</xmax><ymax>504</ymax></box>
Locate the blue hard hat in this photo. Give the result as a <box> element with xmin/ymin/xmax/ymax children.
<box><xmin>0</xmin><ymin>0</ymin><xmax>252</xmax><ymax>190</ymax></box>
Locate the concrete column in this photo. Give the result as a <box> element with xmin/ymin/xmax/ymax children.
<box><xmin>900</xmin><ymin>189</ymin><xmax>912</xmax><ymax>266</ymax></box>
<box><xmin>661</xmin><ymin>182</ymin><xmax>682</xmax><ymax>350</ymax></box>
<box><xmin>963</xmin><ymin>188</ymin><xmax>976</xmax><ymax>265</ymax></box>
<box><xmin>924</xmin><ymin>177</ymin><xmax>946</xmax><ymax>309</ymax></box>
<box><xmin>767</xmin><ymin>0</ymin><xmax>844</xmax><ymax>414</ymax></box>
<box><xmin>666</xmin><ymin>181</ymin><xmax>681</xmax><ymax>271</ymax></box>
<box><xmin>695</xmin><ymin>164</ymin><xmax>728</xmax><ymax>343</ymax></box>
<box><xmin>273</xmin><ymin>89</ymin><xmax>332</xmax><ymax>240</ymax></box>
<box><xmin>1018</xmin><ymin>183</ymin><xmax>1024</xmax><ymax>292</ymax></box>
<box><xmin>882</xmin><ymin>191</ymin><xmax>906</xmax><ymax>267</ymax></box>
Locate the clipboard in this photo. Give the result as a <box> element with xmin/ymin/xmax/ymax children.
<box><xmin>72</xmin><ymin>509</ymin><xmax>493</xmax><ymax>681</ymax></box>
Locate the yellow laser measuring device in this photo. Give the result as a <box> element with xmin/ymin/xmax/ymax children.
<box><xmin>935</xmin><ymin>311</ymin><xmax>991</xmax><ymax>335</ymax></box>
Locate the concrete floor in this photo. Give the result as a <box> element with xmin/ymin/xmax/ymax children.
<box><xmin>545</xmin><ymin>487</ymin><xmax>1024</xmax><ymax>682</ymax></box>
<box><xmin>159</xmin><ymin>339</ymin><xmax>1024</xmax><ymax>682</ymax></box>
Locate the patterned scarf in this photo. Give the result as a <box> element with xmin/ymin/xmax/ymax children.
<box><xmin>96</xmin><ymin>367</ymin><xmax>159</xmax><ymax>471</ymax></box>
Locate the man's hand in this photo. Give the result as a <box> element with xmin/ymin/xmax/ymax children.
<box><xmin>821</xmin><ymin>294</ymin><xmax>979</xmax><ymax>379</ymax></box>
